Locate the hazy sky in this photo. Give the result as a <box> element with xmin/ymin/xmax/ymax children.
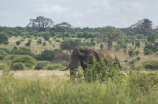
<box><xmin>0</xmin><ymin>0</ymin><xmax>157</xmax><ymax>28</ymax></box>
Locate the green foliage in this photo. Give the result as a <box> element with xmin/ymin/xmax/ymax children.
<box><xmin>60</xmin><ymin>38</ymin><xmax>86</xmax><ymax>53</ymax></box>
<box><xmin>0</xmin><ymin>63</ymin><xmax>7</xmax><ymax>70</ymax></box>
<box><xmin>0</xmin><ymin>32</ymin><xmax>9</xmax><ymax>44</ymax></box>
<box><xmin>147</xmin><ymin>31</ymin><xmax>157</xmax><ymax>44</ymax></box>
<box><xmin>114</xmin><ymin>45</ymin><xmax>120</xmax><ymax>51</ymax></box>
<box><xmin>46</xmin><ymin>63</ymin><xmax>63</xmax><ymax>70</ymax></box>
<box><xmin>42</xmin><ymin>41</ymin><xmax>47</xmax><ymax>46</ymax></box>
<box><xmin>144</xmin><ymin>48</ymin><xmax>153</xmax><ymax>55</ymax></box>
<box><xmin>135</xmin><ymin>50</ymin><xmax>140</xmax><ymax>56</ymax></box>
<box><xmin>128</xmin><ymin>72</ymin><xmax>158</xmax><ymax>94</ymax></box>
<box><xmin>34</xmin><ymin>61</ymin><xmax>49</xmax><ymax>70</ymax></box>
<box><xmin>135</xmin><ymin>41</ymin><xmax>140</xmax><ymax>48</ymax></box>
<box><xmin>0</xmin><ymin>50</ymin><xmax>8</xmax><ymax>60</ymax></box>
<box><xmin>12</xmin><ymin>55</ymin><xmax>36</xmax><ymax>69</ymax></box>
<box><xmin>100</xmin><ymin>43</ymin><xmax>104</xmax><ymax>49</ymax></box>
<box><xmin>128</xmin><ymin>50</ymin><xmax>135</xmax><ymax>57</ymax></box>
<box><xmin>11</xmin><ymin>47</ymin><xmax>35</xmax><ymax>57</ymax></box>
<box><xmin>25</xmin><ymin>39</ymin><xmax>32</xmax><ymax>47</ymax></box>
<box><xmin>142</xmin><ymin>60</ymin><xmax>158</xmax><ymax>70</ymax></box>
<box><xmin>37</xmin><ymin>38</ymin><xmax>42</xmax><ymax>44</ymax></box>
<box><xmin>11</xmin><ymin>62</ymin><xmax>25</xmax><ymax>70</ymax></box>
<box><xmin>136</xmin><ymin>34</ymin><xmax>144</xmax><ymax>39</ymax></box>
<box><xmin>136</xmin><ymin>57</ymin><xmax>141</xmax><ymax>61</ymax></box>
<box><xmin>0</xmin><ymin>48</ymin><xmax>10</xmax><ymax>54</ymax></box>
<box><xmin>83</xmin><ymin>57</ymin><xmax>122</xmax><ymax>82</ymax></box>
<box><xmin>36</xmin><ymin>49</ymin><xmax>62</xmax><ymax>61</ymax></box>
<box><xmin>16</xmin><ymin>41</ymin><xmax>21</xmax><ymax>45</ymax></box>
<box><xmin>55</xmin><ymin>39</ymin><xmax>60</xmax><ymax>42</ymax></box>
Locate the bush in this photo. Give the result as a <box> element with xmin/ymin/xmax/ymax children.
<box><xmin>128</xmin><ymin>72</ymin><xmax>158</xmax><ymax>94</ymax></box>
<box><xmin>83</xmin><ymin>57</ymin><xmax>122</xmax><ymax>82</ymax></box>
<box><xmin>0</xmin><ymin>48</ymin><xmax>10</xmax><ymax>54</ymax></box>
<box><xmin>0</xmin><ymin>63</ymin><xmax>7</xmax><ymax>70</ymax></box>
<box><xmin>37</xmin><ymin>38</ymin><xmax>42</xmax><ymax>44</ymax></box>
<box><xmin>16</xmin><ymin>41</ymin><xmax>21</xmax><ymax>45</ymax></box>
<box><xmin>55</xmin><ymin>39</ymin><xmax>60</xmax><ymax>42</ymax></box>
<box><xmin>136</xmin><ymin>57</ymin><xmax>141</xmax><ymax>61</ymax></box>
<box><xmin>144</xmin><ymin>48</ymin><xmax>153</xmax><ymax>55</ymax></box>
<box><xmin>46</xmin><ymin>63</ymin><xmax>63</xmax><ymax>70</ymax></box>
<box><xmin>136</xmin><ymin>34</ymin><xmax>144</xmax><ymax>39</ymax></box>
<box><xmin>36</xmin><ymin>49</ymin><xmax>62</xmax><ymax>61</ymax></box>
<box><xmin>11</xmin><ymin>47</ymin><xmax>35</xmax><ymax>57</ymax></box>
<box><xmin>142</xmin><ymin>60</ymin><xmax>158</xmax><ymax>70</ymax></box>
<box><xmin>12</xmin><ymin>55</ymin><xmax>36</xmax><ymax>69</ymax></box>
<box><xmin>0</xmin><ymin>32</ymin><xmax>9</xmax><ymax>45</ymax></box>
<box><xmin>128</xmin><ymin>50</ymin><xmax>134</xmax><ymax>57</ymax></box>
<box><xmin>11</xmin><ymin>62</ymin><xmax>25</xmax><ymax>70</ymax></box>
<box><xmin>34</xmin><ymin>61</ymin><xmax>49</xmax><ymax>70</ymax></box>
<box><xmin>0</xmin><ymin>50</ymin><xmax>8</xmax><ymax>60</ymax></box>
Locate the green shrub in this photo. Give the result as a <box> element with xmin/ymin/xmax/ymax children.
<box><xmin>46</xmin><ymin>63</ymin><xmax>63</xmax><ymax>70</ymax></box>
<box><xmin>36</xmin><ymin>49</ymin><xmax>62</xmax><ymax>61</ymax></box>
<box><xmin>11</xmin><ymin>62</ymin><xmax>25</xmax><ymax>70</ymax></box>
<box><xmin>0</xmin><ymin>63</ymin><xmax>7</xmax><ymax>70</ymax></box>
<box><xmin>11</xmin><ymin>47</ymin><xmax>35</xmax><ymax>57</ymax></box>
<box><xmin>142</xmin><ymin>60</ymin><xmax>158</xmax><ymax>70</ymax></box>
<box><xmin>136</xmin><ymin>57</ymin><xmax>141</xmax><ymax>61</ymax></box>
<box><xmin>144</xmin><ymin>48</ymin><xmax>153</xmax><ymax>55</ymax></box>
<box><xmin>34</xmin><ymin>61</ymin><xmax>49</xmax><ymax>70</ymax></box>
<box><xmin>16</xmin><ymin>41</ymin><xmax>21</xmax><ymax>45</ymax></box>
<box><xmin>55</xmin><ymin>39</ymin><xmax>60</xmax><ymax>42</ymax></box>
<box><xmin>128</xmin><ymin>72</ymin><xmax>158</xmax><ymax>94</ymax></box>
<box><xmin>0</xmin><ymin>48</ymin><xmax>10</xmax><ymax>54</ymax></box>
<box><xmin>37</xmin><ymin>38</ymin><xmax>42</xmax><ymax>44</ymax></box>
<box><xmin>0</xmin><ymin>50</ymin><xmax>8</xmax><ymax>60</ymax></box>
<box><xmin>83</xmin><ymin>57</ymin><xmax>122</xmax><ymax>82</ymax></box>
<box><xmin>128</xmin><ymin>50</ymin><xmax>134</xmax><ymax>57</ymax></box>
<box><xmin>12</xmin><ymin>55</ymin><xmax>36</xmax><ymax>69</ymax></box>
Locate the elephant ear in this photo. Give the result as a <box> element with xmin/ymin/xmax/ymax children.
<box><xmin>88</xmin><ymin>48</ymin><xmax>102</xmax><ymax>61</ymax></box>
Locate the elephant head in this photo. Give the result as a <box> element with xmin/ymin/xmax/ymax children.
<box><xmin>60</xmin><ymin>46</ymin><xmax>121</xmax><ymax>79</ymax></box>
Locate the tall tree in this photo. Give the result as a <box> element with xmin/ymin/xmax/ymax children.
<box><xmin>130</xmin><ymin>19</ymin><xmax>152</xmax><ymax>36</ymax></box>
<box><xmin>27</xmin><ymin>16</ymin><xmax>54</xmax><ymax>32</ymax></box>
<box><xmin>0</xmin><ymin>32</ymin><xmax>8</xmax><ymax>45</ymax></box>
<box><xmin>50</xmin><ymin>22</ymin><xmax>73</xmax><ymax>40</ymax></box>
<box><xmin>99</xmin><ymin>26</ymin><xmax>124</xmax><ymax>50</ymax></box>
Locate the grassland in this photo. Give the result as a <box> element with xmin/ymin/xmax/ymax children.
<box><xmin>1</xmin><ymin>36</ymin><xmax>158</xmax><ymax>104</ymax></box>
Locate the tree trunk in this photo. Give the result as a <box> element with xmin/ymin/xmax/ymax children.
<box><xmin>108</xmin><ymin>40</ymin><xmax>112</xmax><ymax>50</ymax></box>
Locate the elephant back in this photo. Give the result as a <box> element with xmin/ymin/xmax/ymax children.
<box><xmin>99</xmin><ymin>49</ymin><xmax>116</xmax><ymax>59</ymax></box>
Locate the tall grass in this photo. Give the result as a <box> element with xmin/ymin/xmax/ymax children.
<box><xmin>0</xmin><ymin>73</ymin><xmax>158</xmax><ymax>104</ymax></box>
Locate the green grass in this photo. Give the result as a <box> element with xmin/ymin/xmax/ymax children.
<box><xmin>0</xmin><ymin>73</ymin><xmax>158</xmax><ymax>104</ymax></box>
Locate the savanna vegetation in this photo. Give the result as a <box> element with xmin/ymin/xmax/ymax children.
<box><xmin>1</xmin><ymin>16</ymin><xmax>158</xmax><ymax>103</ymax></box>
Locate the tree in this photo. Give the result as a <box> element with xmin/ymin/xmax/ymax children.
<box><xmin>50</xmin><ymin>22</ymin><xmax>73</xmax><ymax>40</ymax></box>
<box><xmin>99</xmin><ymin>26</ymin><xmax>124</xmax><ymax>50</ymax></box>
<box><xmin>130</xmin><ymin>19</ymin><xmax>152</xmax><ymax>36</ymax></box>
<box><xmin>147</xmin><ymin>31</ymin><xmax>157</xmax><ymax>44</ymax></box>
<box><xmin>0</xmin><ymin>32</ymin><xmax>9</xmax><ymax>45</ymax></box>
<box><xmin>60</xmin><ymin>38</ymin><xmax>85</xmax><ymax>53</ymax></box>
<box><xmin>27</xmin><ymin>16</ymin><xmax>54</xmax><ymax>31</ymax></box>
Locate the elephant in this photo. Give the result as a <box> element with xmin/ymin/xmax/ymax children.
<box><xmin>60</xmin><ymin>46</ymin><xmax>121</xmax><ymax>79</ymax></box>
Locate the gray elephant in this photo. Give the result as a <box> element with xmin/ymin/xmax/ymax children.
<box><xmin>60</xmin><ymin>46</ymin><xmax>121</xmax><ymax>79</ymax></box>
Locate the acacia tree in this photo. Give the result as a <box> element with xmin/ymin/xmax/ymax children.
<box><xmin>50</xmin><ymin>22</ymin><xmax>73</xmax><ymax>40</ymax></box>
<box><xmin>27</xmin><ymin>16</ymin><xmax>54</xmax><ymax>31</ymax></box>
<box><xmin>130</xmin><ymin>19</ymin><xmax>152</xmax><ymax>36</ymax></box>
<box><xmin>99</xmin><ymin>26</ymin><xmax>124</xmax><ymax>50</ymax></box>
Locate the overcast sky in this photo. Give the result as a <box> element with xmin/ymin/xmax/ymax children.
<box><xmin>0</xmin><ymin>0</ymin><xmax>157</xmax><ymax>28</ymax></box>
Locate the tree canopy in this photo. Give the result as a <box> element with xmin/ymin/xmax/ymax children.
<box><xmin>0</xmin><ymin>32</ymin><xmax>9</xmax><ymax>45</ymax></box>
<box><xmin>27</xmin><ymin>16</ymin><xmax>54</xmax><ymax>32</ymax></box>
<box><xmin>99</xmin><ymin>26</ymin><xmax>124</xmax><ymax>50</ymax></box>
<box><xmin>50</xmin><ymin>22</ymin><xmax>74</xmax><ymax>40</ymax></box>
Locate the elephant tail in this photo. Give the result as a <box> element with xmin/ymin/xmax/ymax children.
<box><xmin>59</xmin><ymin>65</ymin><xmax>70</xmax><ymax>71</ymax></box>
